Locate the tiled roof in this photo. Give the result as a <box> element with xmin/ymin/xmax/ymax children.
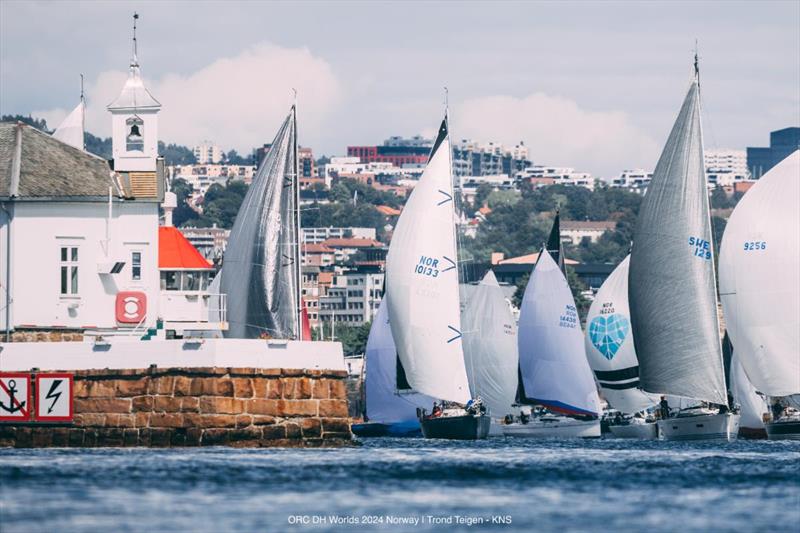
<box><xmin>302</xmin><ymin>243</ymin><xmax>335</xmax><ymax>254</ymax></box>
<box><xmin>321</xmin><ymin>237</ymin><xmax>384</xmax><ymax>248</ymax></box>
<box><xmin>376</xmin><ymin>205</ymin><xmax>401</xmax><ymax>216</ymax></box>
<box><xmin>0</xmin><ymin>122</ymin><xmax>120</xmax><ymax>200</ymax></box>
<box><xmin>498</xmin><ymin>252</ymin><xmax>579</xmax><ymax>266</ymax></box>
<box><xmin>159</xmin><ymin>226</ymin><xmax>213</xmax><ymax>270</ymax></box>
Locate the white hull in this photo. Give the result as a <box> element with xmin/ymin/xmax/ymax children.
<box><xmin>658</xmin><ymin>412</ymin><xmax>740</xmax><ymax>441</ymax></box>
<box><xmin>609</xmin><ymin>421</ymin><xmax>658</xmax><ymax>440</ymax></box>
<box><xmin>502</xmin><ymin>417</ymin><xmax>600</xmax><ymax>439</ymax></box>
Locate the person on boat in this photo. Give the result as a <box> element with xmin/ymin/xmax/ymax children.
<box><xmin>659</xmin><ymin>396</ymin><xmax>670</xmax><ymax>419</ymax></box>
<box><xmin>771</xmin><ymin>400</ymin><xmax>785</xmax><ymax>421</ymax></box>
<box><xmin>431</xmin><ymin>402</ymin><xmax>443</xmax><ymax>418</ymax></box>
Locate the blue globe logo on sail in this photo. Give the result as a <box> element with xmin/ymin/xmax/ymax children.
<box><xmin>589</xmin><ymin>314</ymin><xmax>630</xmax><ymax>360</ymax></box>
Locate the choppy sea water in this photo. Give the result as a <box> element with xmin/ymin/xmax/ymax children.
<box><xmin>1</xmin><ymin>438</ymin><xmax>798</xmax><ymax>533</ymax></box>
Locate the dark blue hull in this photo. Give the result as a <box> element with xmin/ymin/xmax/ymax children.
<box><xmin>351</xmin><ymin>420</ymin><xmax>422</xmax><ymax>438</ymax></box>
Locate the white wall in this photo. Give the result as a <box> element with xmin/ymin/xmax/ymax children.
<box><xmin>0</xmin><ymin>204</ymin><xmax>12</xmax><ymax>333</ymax></box>
<box><xmin>111</xmin><ymin>109</ymin><xmax>159</xmax><ymax>172</ymax></box>
<box><xmin>9</xmin><ymin>201</ymin><xmax>159</xmax><ymax>330</ymax></box>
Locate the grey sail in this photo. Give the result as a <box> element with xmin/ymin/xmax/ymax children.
<box><xmin>628</xmin><ymin>80</ymin><xmax>727</xmax><ymax>405</ymax></box>
<box><xmin>221</xmin><ymin>108</ymin><xmax>300</xmax><ymax>339</ymax></box>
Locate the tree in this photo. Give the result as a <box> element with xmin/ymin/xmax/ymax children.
<box><xmin>1</xmin><ymin>114</ymin><xmax>49</xmax><ymax>131</ymax></box>
<box><xmin>710</xmin><ymin>185</ymin><xmax>733</xmax><ymax>209</ymax></box>
<box><xmin>85</xmin><ymin>132</ymin><xmax>112</xmax><ymax>159</ymax></box>
<box><xmin>194</xmin><ymin>181</ymin><xmax>249</xmax><ymax>228</ymax></box>
<box><xmin>171</xmin><ymin>178</ymin><xmax>199</xmax><ymax>227</ymax></box>
<box><xmin>159</xmin><ymin>142</ymin><xmax>196</xmax><ymax>165</ymax></box>
<box><xmin>225</xmin><ymin>149</ymin><xmax>251</xmax><ymax>165</ymax></box>
<box><xmin>329</xmin><ymin>322</ymin><xmax>372</xmax><ymax>356</ymax></box>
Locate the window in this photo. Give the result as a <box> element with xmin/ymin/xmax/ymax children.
<box><xmin>126</xmin><ymin>116</ymin><xmax>144</xmax><ymax>152</ymax></box>
<box><xmin>131</xmin><ymin>252</ymin><xmax>142</xmax><ymax>281</ymax></box>
<box><xmin>60</xmin><ymin>246</ymin><xmax>79</xmax><ymax>295</ymax></box>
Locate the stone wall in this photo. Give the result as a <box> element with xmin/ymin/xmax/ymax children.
<box><xmin>8</xmin><ymin>329</ymin><xmax>84</xmax><ymax>342</ymax></box>
<box><xmin>0</xmin><ymin>367</ymin><xmax>352</xmax><ymax>448</ymax></box>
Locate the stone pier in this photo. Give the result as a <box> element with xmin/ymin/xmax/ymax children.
<box><xmin>0</xmin><ymin>367</ymin><xmax>353</xmax><ymax>448</ymax></box>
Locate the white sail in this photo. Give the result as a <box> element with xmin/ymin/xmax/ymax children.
<box><xmin>517</xmin><ymin>249</ymin><xmax>600</xmax><ymax>416</ymax></box>
<box><xmin>719</xmin><ymin>150</ymin><xmax>800</xmax><ymax>397</ymax></box>
<box><xmin>729</xmin><ymin>352</ymin><xmax>767</xmax><ymax>431</ymax></box>
<box><xmin>461</xmin><ymin>270</ymin><xmax>518</xmax><ymax>417</ymax></box>
<box><xmin>52</xmin><ymin>100</ymin><xmax>85</xmax><ymax>150</ymax></box>
<box><xmin>385</xmin><ymin>118</ymin><xmax>471</xmax><ymax>404</ymax></box>
<box><xmin>585</xmin><ymin>255</ymin><xmax>656</xmax><ymax>414</ymax></box>
<box><xmin>365</xmin><ymin>299</ymin><xmax>435</xmax><ymax>423</ymax></box>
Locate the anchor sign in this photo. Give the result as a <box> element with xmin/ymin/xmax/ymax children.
<box><xmin>35</xmin><ymin>374</ymin><xmax>74</xmax><ymax>422</ymax></box>
<box><xmin>0</xmin><ymin>373</ymin><xmax>31</xmax><ymax>421</ymax></box>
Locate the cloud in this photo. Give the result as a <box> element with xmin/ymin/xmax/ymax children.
<box><xmin>35</xmin><ymin>43</ymin><xmax>341</xmax><ymax>154</ymax></box>
<box><xmin>455</xmin><ymin>93</ymin><xmax>661</xmax><ymax>177</ymax></box>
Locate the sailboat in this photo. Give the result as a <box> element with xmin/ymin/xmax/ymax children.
<box><xmin>461</xmin><ymin>270</ymin><xmax>518</xmax><ymax>434</ymax></box>
<box><xmin>584</xmin><ymin>255</ymin><xmax>659</xmax><ymax>439</ymax></box>
<box><xmin>729</xmin><ymin>349</ymin><xmax>768</xmax><ymax>439</ymax></box>
<box><xmin>52</xmin><ymin>77</ymin><xmax>85</xmax><ymax>151</ymax></box>
<box><xmin>628</xmin><ymin>58</ymin><xmax>739</xmax><ymax>441</ymax></box>
<box><xmin>351</xmin><ymin>298</ymin><xmax>435</xmax><ymax>437</ymax></box>
<box><xmin>504</xmin><ymin>247</ymin><xmax>601</xmax><ymax>438</ymax></box>
<box><xmin>385</xmin><ymin>114</ymin><xmax>490</xmax><ymax>440</ymax></box>
<box><xmin>220</xmin><ymin>106</ymin><xmax>304</xmax><ymax>340</ymax></box>
<box><xmin>719</xmin><ymin>150</ymin><xmax>800</xmax><ymax>440</ymax></box>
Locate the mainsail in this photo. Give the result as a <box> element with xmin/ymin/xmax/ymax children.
<box><xmin>628</xmin><ymin>78</ymin><xmax>727</xmax><ymax>405</ymax></box>
<box><xmin>365</xmin><ymin>299</ymin><xmax>435</xmax><ymax>423</ymax></box>
<box><xmin>461</xmin><ymin>270</ymin><xmax>518</xmax><ymax>417</ymax></box>
<box><xmin>719</xmin><ymin>150</ymin><xmax>800</xmax><ymax>397</ymax></box>
<box><xmin>517</xmin><ymin>249</ymin><xmax>600</xmax><ymax>416</ymax></box>
<box><xmin>585</xmin><ymin>255</ymin><xmax>656</xmax><ymax>414</ymax></box>
<box><xmin>385</xmin><ymin>117</ymin><xmax>471</xmax><ymax>404</ymax></box>
<box><xmin>52</xmin><ymin>100</ymin><xmax>85</xmax><ymax>151</ymax></box>
<box><xmin>221</xmin><ymin>107</ymin><xmax>301</xmax><ymax>339</ymax></box>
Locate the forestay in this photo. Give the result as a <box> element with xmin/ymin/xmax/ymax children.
<box><xmin>585</xmin><ymin>255</ymin><xmax>656</xmax><ymax>414</ymax></box>
<box><xmin>462</xmin><ymin>271</ymin><xmax>518</xmax><ymax>417</ymax></box>
<box><xmin>719</xmin><ymin>151</ymin><xmax>800</xmax><ymax>397</ymax></box>
<box><xmin>385</xmin><ymin>118</ymin><xmax>471</xmax><ymax>404</ymax></box>
<box><xmin>221</xmin><ymin>108</ymin><xmax>300</xmax><ymax>339</ymax></box>
<box><xmin>629</xmin><ymin>80</ymin><xmax>727</xmax><ymax>405</ymax></box>
<box><xmin>365</xmin><ymin>299</ymin><xmax>435</xmax><ymax>423</ymax></box>
<box><xmin>517</xmin><ymin>250</ymin><xmax>600</xmax><ymax>416</ymax></box>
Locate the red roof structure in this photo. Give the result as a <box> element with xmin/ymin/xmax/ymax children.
<box><xmin>159</xmin><ymin>226</ymin><xmax>213</xmax><ymax>270</ymax></box>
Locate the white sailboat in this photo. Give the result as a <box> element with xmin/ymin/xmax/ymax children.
<box><xmin>504</xmin><ymin>248</ymin><xmax>601</xmax><ymax>438</ymax></box>
<box><xmin>629</xmin><ymin>58</ymin><xmax>739</xmax><ymax>441</ymax></box>
<box><xmin>584</xmin><ymin>255</ymin><xmax>658</xmax><ymax>439</ymax></box>
<box><xmin>52</xmin><ymin>78</ymin><xmax>85</xmax><ymax>151</ymax></box>
<box><xmin>461</xmin><ymin>270</ymin><xmax>518</xmax><ymax>434</ymax></box>
<box><xmin>220</xmin><ymin>106</ymin><xmax>304</xmax><ymax>340</ymax></box>
<box><xmin>385</xmin><ymin>115</ymin><xmax>489</xmax><ymax>440</ymax></box>
<box><xmin>351</xmin><ymin>298</ymin><xmax>435</xmax><ymax>437</ymax></box>
<box><xmin>719</xmin><ymin>150</ymin><xmax>800</xmax><ymax>440</ymax></box>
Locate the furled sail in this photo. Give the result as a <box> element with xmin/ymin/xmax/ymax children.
<box><xmin>221</xmin><ymin>107</ymin><xmax>300</xmax><ymax>339</ymax></box>
<box><xmin>719</xmin><ymin>150</ymin><xmax>800</xmax><ymax>397</ymax></box>
<box><xmin>365</xmin><ymin>299</ymin><xmax>435</xmax><ymax>423</ymax></box>
<box><xmin>517</xmin><ymin>249</ymin><xmax>600</xmax><ymax>416</ymax></box>
<box><xmin>585</xmin><ymin>255</ymin><xmax>656</xmax><ymax>414</ymax></box>
<box><xmin>52</xmin><ymin>100</ymin><xmax>85</xmax><ymax>150</ymax></box>
<box><xmin>461</xmin><ymin>270</ymin><xmax>518</xmax><ymax>417</ymax></box>
<box><xmin>385</xmin><ymin>117</ymin><xmax>471</xmax><ymax>404</ymax></box>
<box><xmin>628</xmin><ymin>79</ymin><xmax>727</xmax><ymax>405</ymax></box>
<box><xmin>729</xmin><ymin>350</ymin><xmax>767</xmax><ymax>431</ymax></box>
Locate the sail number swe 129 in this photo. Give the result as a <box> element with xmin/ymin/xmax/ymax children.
<box><xmin>413</xmin><ymin>255</ymin><xmax>440</xmax><ymax>278</ymax></box>
<box><xmin>688</xmin><ymin>236</ymin><xmax>712</xmax><ymax>260</ymax></box>
<box><xmin>743</xmin><ymin>241</ymin><xmax>767</xmax><ymax>251</ymax></box>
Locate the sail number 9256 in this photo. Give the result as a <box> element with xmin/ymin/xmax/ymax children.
<box><xmin>743</xmin><ymin>241</ymin><xmax>767</xmax><ymax>251</ymax></box>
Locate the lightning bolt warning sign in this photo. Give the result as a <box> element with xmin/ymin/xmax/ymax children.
<box><xmin>35</xmin><ymin>373</ymin><xmax>74</xmax><ymax>422</ymax></box>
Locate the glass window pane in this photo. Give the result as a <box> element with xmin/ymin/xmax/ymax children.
<box><xmin>71</xmin><ymin>266</ymin><xmax>78</xmax><ymax>294</ymax></box>
<box><xmin>61</xmin><ymin>266</ymin><xmax>67</xmax><ymax>294</ymax></box>
<box><xmin>165</xmin><ymin>271</ymin><xmax>179</xmax><ymax>291</ymax></box>
<box><xmin>132</xmin><ymin>252</ymin><xmax>142</xmax><ymax>281</ymax></box>
<box><xmin>160</xmin><ymin>272</ymin><xmax>167</xmax><ymax>291</ymax></box>
<box><xmin>60</xmin><ymin>248</ymin><xmax>67</xmax><ymax>261</ymax></box>
<box><xmin>71</xmin><ymin>248</ymin><xmax>78</xmax><ymax>262</ymax></box>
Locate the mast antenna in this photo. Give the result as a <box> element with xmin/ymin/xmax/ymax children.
<box><xmin>80</xmin><ymin>74</ymin><xmax>84</xmax><ymax>102</ymax></box>
<box><xmin>693</xmin><ymin>39</ymin><xmax>700</xmax><ymax>85</ymax></box>
<box><xmin>132</xmin><ymin>12</ymin><xmax>139</xmax><ymax>66</ymax></box>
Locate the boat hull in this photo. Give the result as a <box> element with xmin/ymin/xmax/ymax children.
<box><xmin>657</xmin><ymin>412</ymin><xmax>740</xmax><ymax>441</ymax></box>
<box><xmin>502</xmin><ymin>418</ymin><xmax>600</xmax><ymax>439</ymax></box>
<box><xmin>351</xmin><ymin>420</ymin><xmax>421</xmax><ymax>438</ymax></box>
<box><xmin>420</xmin><ymin>414</ymin><xmax>490</xmax><ymax>440</ymax></box>
<box><xmin>609</xmin><ymin>421</ymin><xmax>658</xmax><ymax>440</ymax></box>
<box><xmin>738</xmin><ymin>426</ymin><xmax>767</xmax><ymax>440</ymax></box>
<box><xmin>765</xmin><ymin>420</ymin><xmax>800</xmax><ymax>440</ymax></box>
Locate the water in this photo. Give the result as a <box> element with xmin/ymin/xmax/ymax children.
<box><xmin>1</xmin><ymin>438</ymin><xmax>798</xmax><ymax>532</ymax></box>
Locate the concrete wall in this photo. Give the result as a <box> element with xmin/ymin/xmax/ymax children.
<box><xmin>0</xmin><ymin>366</ymin><xmax>352</xmax><ymax>448</ymax></box>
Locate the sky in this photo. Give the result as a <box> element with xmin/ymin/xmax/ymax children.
<box><xmin>1</xmin><ymin>0</ymin><xmax>798</xmax><ymax>177</ymax></box>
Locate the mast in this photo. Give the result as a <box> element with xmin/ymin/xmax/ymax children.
<box><xmin>80</xmin><ymin>74</ymin><xmax>85</xmax><ymax>151</ymax></box>
<box><xmin>292</xmin><ymin>91</ymin><xmax>303</xmax><ymax>340</ymax></box>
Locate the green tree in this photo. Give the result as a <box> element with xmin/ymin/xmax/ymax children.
<box><xmin>159</xmin><ymin>142</ymin><xmax>196</xmax><ymax>165</ymax></box>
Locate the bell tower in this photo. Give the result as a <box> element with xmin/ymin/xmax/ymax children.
<box><xmin>108</xmin><ymin>13</ymin><xmax>161</xmax><ymax>173</ymax></box>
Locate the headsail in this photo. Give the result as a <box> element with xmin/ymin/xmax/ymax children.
<box><xmin>221</xmin><ymin>107</ymin><xmax>300</xmax><ymax>339</ymax></box>
<box><xmin>461</xmin><ymin>270</ymin><xmax>518</xmax><ymax>416</ymax></box>
<box><xmin>585</xmin><ymin>255</ymin><xmax>656</xmax><ymax>414</ymax></box>
<box><xmin>546</xmin><ymin>210</ymin><xmax>565</xmax><ymax>273</ymax></box>
<box><xmin>719</xmin><ymin>150</ymin><xmax>800</xmax><ymax>397</ymax></box>
<box><xmin>628</xmin><ymin>79</ymin><xmax>727</xmax><ymax>405</ymax></box>
<box><xmin>365</xmin><ymin>299</ymin><xmax>435</xmax><ymax>423</ymax></box>
<box><xmin>517</xmin><ymin>249</ymin><xmax>600</xmax><ymax>417</ymax></box>
<box><xmin>729</xmin><ymin>350</ymin><xmax>767</xmax><ymax>431</ymax></box>
<box><xmin>385</xmin><ymin>117</ymin><xmax>471</xmax><ymax>404</ymax></box>
<box><xmin>53</xmin><ymin>100</ymin><xmax>85</xmax><ymax>151</ymax></box>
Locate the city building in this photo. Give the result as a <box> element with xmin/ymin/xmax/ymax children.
<box><xmin>747</xmin><ymin>127</ymin><xmax>800</xmax><ymax>178</ymax></box>
<box><xmin>169</xmin><ymin>163</ymin><xmax>256</xmax><ymax>194</ymax></box>
<box><xmin>324</xmin><ymin>157</ymin><xmax>424</xmax><ymax>187</ymax></box>
<box><xmin>453</xmin><ymin>139</ymin><xmax>531</xmax><ymax>178</ymax></box>
<box><xmin>301</xmin><ymin>226</ymin><xmax>376</xmax><ymax>244</ymax></box>
<box><xmin>561</xmin><ymin>220</ymin><xmax>617</xmax><ymax>244</ymax></box>
<box><xmin>516</xmin><ymin>166</ymin><xmax>596</xmax><ymax>190</ymax></box>
<box><xmin>180</xmin><ymin>225</ymin><xmax>230</xmax><ymax>260</ymax></box>
<box><xmin>705</xmin><ymin>149</ymin><xmax>751</xmax><ymax>187</ymax></box>
<box><xmin>302</xmin><ymin>242</ymin><xmax>336</xmax><ymax>268</ymax></box>
<box><xmin>318</xmin><ymin>268</ymin><xmax>384</xmax><ymax>326</ymax></box>
<box><xmin>320</xmin><ymin>237</ymin><xmax>387</xmax><ymax>265</ymax></box>
<box><xmin>609</xmin><ymin>169</ymin><xmax>652</xmax><ymax>194</ymax></box>
<box><xmin>348</xmin><ymin>135</ymin><xmax>431</xmax><ymax>167</ymax></box>
<box><xmin>461</xmin><ymin>174</ymin><xmax>515</xmax><ymax>204</ymax></box>
<box><xmin>193</xmin><ymin>141</ymin><xmax>223</xmax><ymax>164</ymax></box>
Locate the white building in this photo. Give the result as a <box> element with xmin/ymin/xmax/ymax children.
<box><xmin>705</xmin><ymin>148</ymin><xmax>752</xmax><ymax>187</ymax></box>
<box><xmin>609</xmin><ymin>169</ymin><xmax>653</xmax><ymax>194</ymax></box>
<box><xmin>170</xmin><ymin>163</ymin><xmax>256</xmax><ymax>194</ymax></box>
<box><xmin>516</xmin><ymin>165</ymin><xmax>596</xmax><ymax>190</ymax></box>
<box><xmin>318</xmin><ymin>270</ymin><xmax>384</xmax><ymax>326</ymax></box>
<box><xmin>193</xmin><ymin>141</ymin><xmax>223</xmax><ymax>164</ymax></box>
<box><xmin>301</xmin><ymin>227</ymin><xmax>376</xmax><ymax>244</ymax></box>
<box><xmin>323</xmin><ymin>157</ymin><xmax>424</xmax><ymax>186</ymax></box>
<box><xmin>561</xmin><ymin>220</ymin><xmax>617</xmax><ymax>244</ymax></box>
